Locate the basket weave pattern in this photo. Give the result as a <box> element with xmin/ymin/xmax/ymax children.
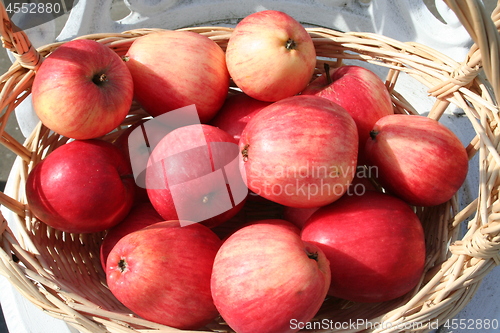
<box><xmin>1</xmin><ymin>1</ymin><xmax>500</xmax><ymax>332</ymax></box>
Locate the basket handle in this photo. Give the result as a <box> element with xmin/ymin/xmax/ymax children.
<box><xmin>442</xmin><ymin>0</ymin><xmax>500</xmax><ymax>264</ymax></box>
<box><xmin>443</xmin><ymin>0</ymin><xmax>500</xmax><ymax>104</ymax></box>
<box><xmin>0</xmin><ymin>1</ymin><xmax>43</xmax><ymax>70</ymax></box>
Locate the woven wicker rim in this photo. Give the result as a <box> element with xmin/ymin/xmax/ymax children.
<box><xmin>1</xmin><ymin>1</ymin><xmax>500</xmax><ymax>332</ymax></box>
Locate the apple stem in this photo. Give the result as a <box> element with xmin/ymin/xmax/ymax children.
<box><xmin>92</xmin><ymin>73</ymin><xmax>108</xmax><ymax>86</ymax></box>
<box><xmin>241</xmin><ymin>144</ymin><xmax>249</xmax><ymax>162</ymax></box>
<box><xmin>370</xmin><ymin>130</ymin><xmax>379</xmax><ymax>140</ymax></box>
<box><xmin>307</xmin><ymin>251</ymin><xmax>319</xmax><ymax>262</ymax></box>
<box><xmin>285</xmin><ymin>38</ymin><xmax>297</xmax><ymax>50</ymax></box>
<box><xmin>118</xmin><ymin>258</ymin><xmax>128</xmax><ymax>273</ymax></box>
<box><xmin>324</xmin><ymin>63</ymin><xmax>332</xmax><ymax>85</ymax></box>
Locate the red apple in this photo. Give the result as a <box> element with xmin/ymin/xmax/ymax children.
<box><xmin>211</xmin><ymin>219</ymin><xmax>330</xmax><ymax>333</ymax></box>
<box><xmin>125</xmin><ymin>30</ymin><xmax>230</xmax><ymax>123</ymax></box>
<box><xmin>210</xmin><ymin>93</ymin><xmax>272</xmax><ymax>141</ymax></box>
<box><xmin>365</xmin><ymin>114</ymin><xmax>469</xmax><ymax>206</ymax></box>
<box><xmin>146</xmin><ymin>124</ymin><xmax>248</xmax><ymax>228</ymax></box>
<box><xmin>345</xmin><ymin>165</ymin><xmax>378</xmax><ymax>196</ymax></box>
<box><xmin>32</xmin><ymin>39</ymin><xmax>133</xmax><ymax>140</ymax></box>
<box><xmin>301</xmin><ymin>190</ymin><xmax>426</xmax><ymax>303</ymax></box>
<box><xmin>301</xmin><ymin>65</ymin><xmax>394</xmax><ymax>163</ymax></box>
<box><xmin>106</xmin><ymin>221</ymin><xmax>221</xmax><ymax>329</ymax></box>
<box><xmin>283</xmin><ymin>206</ymin><xmax>320</xmax><ymax>229</ymax></box>
<box><xmin>239</xmin><ymin>95</ymin><xmax>358</xmax><ymax>208</ymax></box>
<box><xmin>283</xmin><ymin>169</ymin><xmax>378</xmax><ymax>224</ymax></box>
<box><xmin>114</xmin><ymin>106</ymin><xmax>205</xmax><ymax>203</ymax></box>
<box><xmin>25</xmin><ymin>139</ymin><xmax>135</xmax><ymax>233</ymax></box>
<box><xmin>226</xmin><ymin>10</ymin><xmax>316</xmax><ymax>102</ymax></box>
<box><xmin>100</xmin><ymin>202</ymin><xmax>163</xmax><ymax>270</ymax></box>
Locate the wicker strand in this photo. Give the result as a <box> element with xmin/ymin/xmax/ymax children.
<box><xmin>0</xmin><ymin>3</ymin><xmax>43</xmax><ymax>71</ymax></box>
<box><xmin>10</xmin><ymin>45</ymin><xmax>43</xmax><ymax>71</ymax></box>
<box><xmin>429</xmin><ymin>1</ymin><xmax>500</xmax><ymax>100</ymax></box>
<box><xmin>428</xmin><ymin>62</ymin><xmax>479</xmax><ymax>99</ymax></box>
<box><xmin>0</xmin><ymin>211</ymin><xmax>6</xmax><ymax>237</ymax></box>
<box><xmin>450</xmin><ymin>228</ymin><xmax>500</xmax><ymax>264</ymax></box>
<box><xmin>444</xmin><ymin>0</ymin><xmax>500</xmax><ymax>103</ymax></box>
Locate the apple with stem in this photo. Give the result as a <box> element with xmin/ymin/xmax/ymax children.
<box><xmin>100</xmin><ymin>202</ymin><xmax>163</xmax><ymax>270</ymax></box>
<box><xmin>364</xmin><ymin>114</ymin><xmax>469</xmax><ymax>206</ymax></box>
<box><xmin>239</xmin><ymin>95</ymin><xmax>358</xmax><ymax>208</ymax></box>
<box><xmin>32</xmin><ymin>39</ymin><xmax>133</xmax><ymax>140</ymax></box>
<box><xmin>106</xmin><ymin>220</ymin><xmax>222</xmax><ymax>329</ymax></box>
<box><xmin>301</xmin><ymin>190</ymin><xmax>426</xmax><ymax>303</ymax></box>
<box><xmin>113</xmin><ymin>119</ymin><xmax>151</xmax><ymax>204</ymax></box>
<box><xmin>226</xmin><ymin>10</ymin><xmax>316</xmax><ymax>102</ymax></box>
<box><xmin>211</xmin><ymin>219</ymin><xmax>330</xmax><ymax>333</ymax></box>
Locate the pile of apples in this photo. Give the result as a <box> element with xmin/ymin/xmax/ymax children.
<box><xmin>24</xmin><ymin>9</ymin><xmax>469</xmax><ymax>333</ymax></box>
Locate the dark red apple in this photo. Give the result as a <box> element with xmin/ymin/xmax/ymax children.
<box><xmin>283</xmin><ymin>206</ymin><xmax>320</xmax><ymax>229</ymax></box>
<box><xmin>301</xmin><ymin>190</ymin><xmax>426</xmax><ymax>303</ymax></box>
<box><xmin>345</xmin><ymin>165</ymin><xmax>378</xmax><ymax>196</ymax></box>
<box><xmin>113</xmin><ymin>120</ymin><xmax>150</xmax><ymax>203</ymax></box>
<box><xmin>25</xmin><ymin>139</ymin><xmax>135</xmax><ymax>233</ymax></box>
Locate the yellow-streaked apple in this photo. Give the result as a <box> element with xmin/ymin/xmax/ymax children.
<box><xmin>106</xmin><ymin>220</ymin><xmax>221</xmax><ymax>329</ymax></box>
<box><xmin>211</xmin><ymin>219</ymin><xmax>330</xmax><ymax>333</ymax></box>
<box><xmin>125</xmin><ymin>30</ymin><xmax>229</xmax><ymax>123</ymax></box>
<box><xmin>32</xmin><ymin>39</ymin><xmax>133</xmax><ymax>140</ymax></box>
<box><xmin>226</xmin><ymin>10</ymin><xmax>316</xmax><ymax>102</ymax></box>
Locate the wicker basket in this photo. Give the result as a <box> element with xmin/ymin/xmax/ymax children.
<box><xmin>1</xmin><ymin>1</ymin><xmax>500</xmax><ymax>332</ymax></box>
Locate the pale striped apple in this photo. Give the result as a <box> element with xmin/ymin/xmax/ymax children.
<box><xmin>226</xmin><ymin>10</ymin><xmax>316</xmax><ymax>102</ymax></box>
<box><xmin>365</xmin><ymin>114</ymin><xmax>468</xmax><ymax>206</ymax></box>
